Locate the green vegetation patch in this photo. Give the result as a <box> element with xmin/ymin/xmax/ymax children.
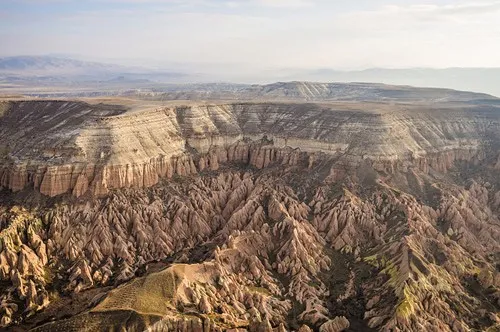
<box><xmin>0</xmin><ymin>102</ymin><xmax>9</xmax><ymax>118</ymax></box>
<box><xmin>93</xmin><ymin>269</ymin><xmax>179</xmax><ymax>316</ymax></box>
<box><xmin>247</xmin><ymin>286</ymin><xmax>271</xmax><ymax>296</ymax></box>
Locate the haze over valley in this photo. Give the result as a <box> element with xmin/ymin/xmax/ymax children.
<box><xmin>2</xmin><ymin>55</ymin><xmax>500</xmax><ymax>97</ymax></box>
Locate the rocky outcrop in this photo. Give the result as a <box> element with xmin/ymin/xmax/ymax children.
<box><xmin>319</xmin><ymin>317</ymin><xmax>350</xmax><ymax>332</ymax></box>
<box><xmin>0</xmin><ymin>95</ymin><xmax>499</xmax><ymax>331</ymax></box>
<box><xmin>1</xmin><ymin>100</ymin><xmax>498</xmax><ymax>197</ymax></box>
<box><xmin>2</xmin><ymin>160</ymin><xmax>499</xmax><ymax>330</ymax></box>
<box><xmin>0</xmin><ymin>207</ymin><xmax>50</xmax><ymax>326</ymax></box>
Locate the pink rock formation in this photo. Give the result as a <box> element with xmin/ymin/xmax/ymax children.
<box><xmin>0</xmin><ymin>97</ymin><xmax>499</xmax><ymax>331</ymax></box>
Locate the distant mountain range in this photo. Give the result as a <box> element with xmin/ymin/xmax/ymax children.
<box><xmin>0</xmin><ymin>56</ymin><xmax>188</xmax><ymax>86</ymax></box>
<box><xmin>0</xmin><ymin>56</ymin><xmax>123</xmax><ymax>75</ymax></box>
<box><xmin>1</xmin><ymin>56</ymin><xmax>500</xmax><ymax>97</ymax></box>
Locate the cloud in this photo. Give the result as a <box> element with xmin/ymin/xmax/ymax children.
<box><xmin>338</xmin><ymin>1</ymin><xmax>500</xmax><ymax>28</ymax></box>
<box><xmin>382</xmin><ymin>1</ymin><xmax>500</xmax><ymax>19</ymax></box>
<box><xmin>15</xmin><ymin>0</ymin><xmax>314</xmax><ymax>6</ymax></box>
<box><xmin>2</xmin><ymin>0</ymin><xmax>500</xmax><ymax>70</ymax></box>
<box><xmin>254</xmin><ymin>0</ymin><xmax>314</xmax><ymax>8</ymax></box>
<box><xmin>86</xmin><ymin>0</ymin><xmax>317</xmax><ymax>8</ymax></box>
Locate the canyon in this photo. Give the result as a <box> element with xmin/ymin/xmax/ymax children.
<box><xmin>0</xmin><ymin>82</ymin><xmax>499</xmax><ymax>331</ymax></box>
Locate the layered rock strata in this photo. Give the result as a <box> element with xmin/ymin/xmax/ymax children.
<box><xmin>0</xmin><ymin>97</ymin><xmax>499</xmax><ymax>331</ymax></box>
<box><xmin>1</xmin><ymin>100</ymin><xmax>498</xmax><ymax>197</ymax></box>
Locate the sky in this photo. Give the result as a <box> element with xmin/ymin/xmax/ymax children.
<box><xmin>1</xmin><ymin>0</ymin><xmax>500</xmax><ymax>71</ymax></box>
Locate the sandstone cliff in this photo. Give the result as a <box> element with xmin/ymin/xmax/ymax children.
<box><xmin>1</xmin><ymin>100</ymin><xmax>498</xmax><ymax>197</ymax></box>
<box><xmin>0</xmin><ymin>95</ymin><xmax>499</xmax><ymax>331</ymax></box>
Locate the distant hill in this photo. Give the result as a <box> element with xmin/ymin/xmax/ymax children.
<box><xmin>2</xmin><ymin>56</ymin><xmax>500</xmax><ymax>97</ymax></box>
<box><xmin>147</xmin><ymin>81</ymin><xmax>498</xmax><ymax>103</ymax></box>
<box><xmin>285</xmin><ymin>67</ymin><xmax>500</xmax><ymax>97</ymax></box>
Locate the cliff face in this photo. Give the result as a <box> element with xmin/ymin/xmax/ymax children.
<box><xmin>0</xmin><ymin>100</ymin><xmax>498</xmax><ymax>197</ymax></box>
<box><xmin>0</xmin><ymin>96</ymin><xmax>499</xmax><ymax>331</ymax></box>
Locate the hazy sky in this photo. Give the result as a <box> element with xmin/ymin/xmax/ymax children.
<box><xmin>1</xmin><ymin>0</ymin><xmax>500</xmax><ymax>69</ymax></box>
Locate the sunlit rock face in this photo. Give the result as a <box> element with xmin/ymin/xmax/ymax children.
<box><xmin>0</xmin><ymin>88</ymin><xmax>499</xmax><ymax>331</ymax></box>
<box><xmin>1</xmin><ymin>100</ymin><xmax>498</xmax><ymax>197</ymax></box>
